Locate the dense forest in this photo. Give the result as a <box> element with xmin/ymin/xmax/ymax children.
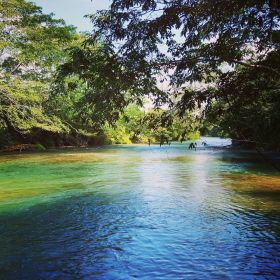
<box><xmin>1</xmin><ymin>0</ymin><xmax>280</xmax><ymax>150</ymax></box>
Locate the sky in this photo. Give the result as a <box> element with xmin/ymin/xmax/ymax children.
<box><xmin>33</xmin><ymin>0</ymin><xmax>111</xmax><ymax>31</ymax></box>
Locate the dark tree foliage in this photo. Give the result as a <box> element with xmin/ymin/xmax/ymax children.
<box><xmin>86</xmin><ymin>0</ymin><xmax>280</xmax><ymax>149</ymax></box>
<box><xmin>201</xmin><ymin>49</ymin><xmax>280</xmax><ymax>150</ymax></box>
<box><xmin>57</xmin><ymin>43</ymin><xmax>167</xmax><ymax>130</ymax></box>
<box><xmin>90</xmin><ymin>0</ymin><xmax>280</xmax><ymax>83</ymax></box>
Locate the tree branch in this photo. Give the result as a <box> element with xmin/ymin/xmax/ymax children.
<box><xmin>154</xmin><ymin>57</ymin><xmax>280</xmax><ymax>77</ymax></box>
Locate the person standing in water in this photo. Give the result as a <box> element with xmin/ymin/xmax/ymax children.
<box><xmin>188</xmin><ymin>142</ymin><xmax>196</xmax><ymax>151</ymax></box>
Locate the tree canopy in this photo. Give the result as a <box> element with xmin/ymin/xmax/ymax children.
<box><xmin>90</xmin><ymin>0</ymin><xmax>280</xmax><ymax>81</ymax></box>
<box><xmin>84</xmin><ymin>0</ymin><xmax>280</xmax><ymax>149</ymax></box>
<box><xmin>0</xmin><ymin>0</ymin><xmax>77</xmax><ymax>143</ymax></box>
<box><xmin>1</xmin><ymin>0</ymin><xmax>280</xmax><ymax>150</ymax></box>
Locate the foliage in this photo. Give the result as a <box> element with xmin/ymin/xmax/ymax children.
<box><xmin>56</xmin><ymin>42</ymin><xmax>167</xmax><ymax>129</ymax></box>
<box><xmin>0</xmin><ymin>0</ymin><xmax>77</xmax><ymax>144</ymax></box>
<box><xmin>87</xmin><ymin>0</ymin><xmax>280</xmax><ymax>149</ymax></box>
<box><xmin>2</xmin><ymin>0</ymin><xmax>279</xmax><ymax>150</ymax></box>
<box><xmin>202</xmin><ymin>49</ymin><xmax>280</xmax><ymax>150</ymax></box>
<box><xmin>0</xmin><ymin>0</ymin><xmax>199</xmax><ymax>148</ymax></box>
<box><xmin>90</xmin><ymin>0</ymin><xmax>279</xmax><ymax>82</ymax></box>
<box><xmin>101</xmin><ymin>105</ymin><xmax>200</xmax><ymax>144</ymax></box>
<box><xmin>32</xmin><ymin>143</ymin><xmax>46</xmax><ymax>151</ymax></box>
<box><xmin>0</xmin><ymin>79</ymin><xmax>69</xmax><ymax>135</ymax></box>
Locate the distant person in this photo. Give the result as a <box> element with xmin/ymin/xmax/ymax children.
<box><xmin>188</xmin><ymin>142</ymin><xmax>196</xmax><ymax>150</ymax></box>
<box><xmin>202</xmin><ymin>141</ymin><xmax>207</xmax><ymax>147</ymax></box>
<box><xmin>160</xmin><ymin>136</ymin><xmax>164</xmax><ymax>147</ymax></box>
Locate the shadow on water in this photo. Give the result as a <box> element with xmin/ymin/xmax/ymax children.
<box><xmin>0</xmin><ymin>191</ymin><xmax>148</xmax><ymax>279</ymax></box>
<box><xmin>219</xmin><ymin>150</ymin><xmax>280</xmax><ymax>175</ymax></box>
<box><xmin>0</xmin><ymin>188</ymin><xmax>280</xmax><ymax>279</ymax></box>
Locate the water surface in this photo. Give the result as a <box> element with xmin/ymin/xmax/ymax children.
<box><xmin>0</xmin><ymin>139</ymin><xmax>280</xmax><ymax>279</ymax></box>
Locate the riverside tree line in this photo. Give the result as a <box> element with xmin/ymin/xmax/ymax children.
<box><xmin>1</xmin><ymin>0</ymin><xmax>279</xmax><ymax>150</ymax></box>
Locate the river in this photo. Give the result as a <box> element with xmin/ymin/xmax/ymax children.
<box><xmin>0</xmin><ymin>138</ymin><xmax>280</xmax><ymax>279</ymax></box>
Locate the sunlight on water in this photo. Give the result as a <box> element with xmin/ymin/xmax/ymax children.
<box><xmin>0</xmin><ymin>139</ymin><xmax>280</xmax><ymax>279</ymax></box>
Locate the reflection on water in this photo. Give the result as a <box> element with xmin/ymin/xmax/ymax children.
<box><xmin>0</xmin><ymin>139</ymin><xmax>280</xmax><ymax>279</ymax></box>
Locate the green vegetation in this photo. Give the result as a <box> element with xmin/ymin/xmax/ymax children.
<box><xmin>0</xmin><ymin>0</ymin><xmax>199</xmax><ymax>149</ymax></box>
<box><xmin>1</xmin><ymin>0</ymin><xmax>279</xmax><ymax>150</ymax></box>
<box><xmin>0</xmin><ymin>0</ymin><xmax>76</xmax><ymax>147</ymax></box>
<box><xmin>102</xmin><ymin>105</ymin><xmax>200</xmax><ymax>144</ymax></box>
<box><xmin>88</xmin><ymin>0</ymin><xmax>280</xmax><ymax>150</ymax></box>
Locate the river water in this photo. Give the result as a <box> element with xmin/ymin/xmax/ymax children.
<box><xmin>0</xmin><ymin>138</ymin><xmax>280</xmax><ymax>279</ymax></box>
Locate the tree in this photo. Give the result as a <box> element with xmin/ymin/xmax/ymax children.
<box><xmin>0</xmin><ymin>0</ymin><xmax>77</xmax><ymax>145</ymax></box>
<box><xmin>57</xmin><ymin>41</ymin><xmax>167</xmax><ymax>129</ymax></box>
<box><xmin>85</xmin><ymin>0</ymin><xmax>280</xmax><ymax>149</ymax></box>
<box><xmin>202</xmin><ymin>49</ymin><xmax>280</xmax><ymax>150</ymax></box>
<box><xmin>89</xmin><ymin>0</ymin><xmax>280</xmax><ymax>82</ymax></box>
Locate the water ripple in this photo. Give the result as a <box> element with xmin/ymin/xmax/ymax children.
<box><xmin>0</xmin><ymin>143</ymin><xmax>280</xmax><ymax>279</ymax></box>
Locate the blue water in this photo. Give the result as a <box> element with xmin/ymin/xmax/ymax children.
<box><xmin>0</xmin><ymin>139</ymin><xmax>280</xmax><ymax>279</ymax></box>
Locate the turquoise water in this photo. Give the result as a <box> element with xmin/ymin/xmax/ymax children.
<box><xmin>0</xmin><ymin>139</ymin><xmax>280</xmax><ymax>279</ymax></box>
